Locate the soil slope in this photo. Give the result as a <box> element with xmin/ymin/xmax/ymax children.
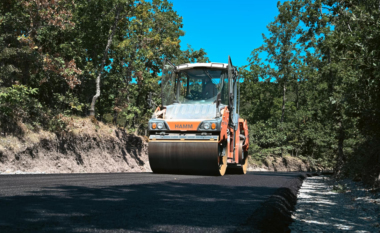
<box><xmin>0</xmin><ymin>119</ymin><xmax>150</xmax><ymax>174</ymax></box>
<box><xmin>248</xmin><ymin>155</ymin><xmax>326</xmax><ymax>172</ymax></box>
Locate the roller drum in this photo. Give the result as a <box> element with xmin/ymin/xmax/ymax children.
<box><xmin>149</xmin><ymin>141</ymin><xmax>226</xmax><ymax>175</ymax></box>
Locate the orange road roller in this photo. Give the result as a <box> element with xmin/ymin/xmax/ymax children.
<box><xmin>148</xmin><ymin>56</ymin><xmax>249</xmax><ymax>176</ymax></box>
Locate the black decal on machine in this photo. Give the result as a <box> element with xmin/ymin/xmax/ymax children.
<box><xmin>175</xmin><ymin>124</ymin><xmax>193</xmax><ymax>129</ymax></box>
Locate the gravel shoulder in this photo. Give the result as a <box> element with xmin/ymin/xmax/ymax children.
<box><xmin>290</xmin><ymin>176</ymin><xmax>380</xmax><ymax>233</ymax></box>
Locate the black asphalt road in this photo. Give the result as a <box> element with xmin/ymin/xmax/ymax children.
<box><xmin>0</xmin><ymin>172</ymin><xmax>304</xmax><ymax>232</ymax></box>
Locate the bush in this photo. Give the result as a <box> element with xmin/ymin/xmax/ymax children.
<box><xmin>102</xmin><ymin>113</ymin><xmax>114</xmax><ymax>124</ymax></box>
<box><xmin>346</xmin><ymin>137</ymin><xmax>380</xmax><ymax>187</ymax></box>
<box><xmin>0</xmin><ymin>85</ymin><xmax>44</xmax><ymax>135</ymax></box>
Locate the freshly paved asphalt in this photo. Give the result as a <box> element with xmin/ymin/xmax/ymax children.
<box><xmin>0</xmin><ymin>172</ymin><xmax>305</xmax><ymax>232</ymax></box>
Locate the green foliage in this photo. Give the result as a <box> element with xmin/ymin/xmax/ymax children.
<box><xmin>102</xmin><ymin>113</ymin><xmax>114</xmax><ymax>124</ymax></box>
<box><xmin>242</xmin><ymin>0</ymin><xmax>380</xmax><ymax>185</ymax></box>
<box><xmin>0</xmin><ymin>0</ymin><xmax>209</xmax><ymax>136</ymax></box>
<box><xmin>47</xmin><ymin>114</ymin><xmax>68</xmax><ymax>132</ymax></box>
<box><xmin>0</xmin><ymin>85</ymin><xmax>38</xmax><ymax>117</ymax></box>
<box><xmin>0</xmin><ymin>85</ymin><xmax>44</xmax><ymax>134</ymax></box>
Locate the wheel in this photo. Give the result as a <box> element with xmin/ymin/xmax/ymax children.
<box><xmin>226</xmin><ymin>141</ymin><xmax>248</xmax><ymax>175</ymax></box>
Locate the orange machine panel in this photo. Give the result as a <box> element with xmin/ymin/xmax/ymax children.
<box><xmin>166</xmin><ymin>120</ymin><xmax>202</xmax><ymax>131</ymax></box>
<box><xmin>234</xmin><ymin>125</ymin><xmax>240</xmax><ymax>163</ymax></box>
<box><xmin>219</xmin><ymin>106</ymin><xmax>229</xmax><ymax>142</ymax></box>
<box><xmin>241</xmin><ymin>119</ymin><xmax>249</xmax><ymax>151</ymax></box>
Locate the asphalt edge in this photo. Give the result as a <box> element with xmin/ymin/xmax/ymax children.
<box><xmin>235</xmin><ymin>172</ymin><xmax>320</xmax><ymax>233</ymax></box>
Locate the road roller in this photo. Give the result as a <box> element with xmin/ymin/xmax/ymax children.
<box><xmin>148</xmin><ymin>56</ymin><xmax>249</xmax><ymax>176</ymax></box>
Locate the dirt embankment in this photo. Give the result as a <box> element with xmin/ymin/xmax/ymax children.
<box><xmin>0</xmin><ymin>117</ymin><xmax>325</xmax><ymax>174</ymax></box>
<box><xmin>0</xmin><ymin>119</ymin><xmax>150</xmax><ymax>174</ymax></box>
<box><xmin>248</xmin><ymin>155</ymin><xmax>327</xmax><ymax>172</ymax></box>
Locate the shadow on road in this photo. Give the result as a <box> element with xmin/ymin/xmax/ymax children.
<box><xmin>0</xmin><ymin>172</ymin><xmax>305</xmax><ymax>232</ymax></box>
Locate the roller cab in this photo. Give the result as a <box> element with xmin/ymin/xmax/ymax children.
<box><xmin>148</xmin><ymin>57</ymin><xmax>249</xmax><ymax>176</ymax></box>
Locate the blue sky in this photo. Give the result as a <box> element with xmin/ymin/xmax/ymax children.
<box><xmin>170</xmin><ymin>0</ymin><xmax>284</xmax><ymax>68</ymax></box>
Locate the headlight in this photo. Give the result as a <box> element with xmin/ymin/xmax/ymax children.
<box><xmin>149</xmin><ymin>121</ymin><xmax>166</xmax><ymax>130</ymax></box>
<box><xmin>203</xmin><ymin>122</ymin><xmax>210</xmax><ymax>130</ymax></box>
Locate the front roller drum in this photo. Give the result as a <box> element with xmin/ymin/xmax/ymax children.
<box><xmin>149</xmin><ymin>141</ymin><xmax>227</xmax><ymax>176</ymax></box>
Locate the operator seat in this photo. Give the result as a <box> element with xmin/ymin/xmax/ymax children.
<box><xmin>202</xmin><ymin>80</ymin><xmax>217</xmax><ymax>99</ymax></box>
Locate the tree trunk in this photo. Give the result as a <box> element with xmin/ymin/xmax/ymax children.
<box><xmin>281</xmin><ymin>81</ymin><xmax>286</xmax><ymax>123</ymax></box>
<box><xmin>296</xmin><ymin>78</ymin><xmax>299</xmax><ymax>110</ymax></box>
<box><xmin>334</xmin><ymin>119</ymin><xmax>346</xmax><ymax>177</ymax></box>
<box><xmin>112</xmin><ymin>110</ymin><xmax>118</xmax><ymax>126</ymax></box>
<box><xmin>328</xmin><ymin>49</ymin><xmax>333</xmax><ymax>93</ymax></box>
<box><xmin>89</xmin><ymin>7</ymin><xmax>121</xmax><ymax>117</ymax></box>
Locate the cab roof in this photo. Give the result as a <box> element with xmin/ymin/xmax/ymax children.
<box><xmin>176</xmin><ymin>63</ymin><xmax>228</xmax><ymax>71</ymax></box>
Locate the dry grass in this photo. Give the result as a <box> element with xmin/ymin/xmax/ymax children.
<box><xmin>248</xmin><ymin>157</ymin><xmax>264</xmax><ymax>167</ymax></box>
<box><xmin>0</xmin><ymin>130</ymin><xmax>56</xmax><ymax>153</ymax></box>
<box><xmin>53</xmin><ymin>115</ymin><xmax>121</xmax><ymax>140</ymax></box>
<box><xmin>0</xmin><ymin>136</ymin><xmax>22</xmax><ymax>152</ymax></box>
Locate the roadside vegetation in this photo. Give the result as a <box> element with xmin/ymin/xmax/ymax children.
<box><xmin>241</xmin><ymin>0</ymin><xmax>380</xmax><ymax>186</ymax></box>
<box><xmin>1</xmin><ymin>0</ymin><xmax>379</xmax><ymax>186</ymax></box>
<box><xmin>0</xmin><ymin>0</ymin><xmax>208</xmax><ymax>137</ymax></box>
